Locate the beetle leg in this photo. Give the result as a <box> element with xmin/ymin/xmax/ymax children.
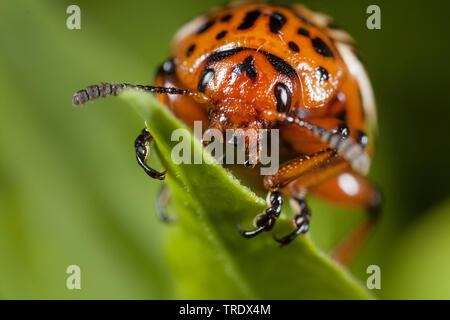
<box><xmin>273</xmin><ymin>197</ymin><xmax>311</xmax><ymax>246</ymax></box>
<box><xmin>328</xmin><ymin>205</ymin><xmax>380</xmax><ymax>265</ymax></box>
<box><xmin>238</xmin><ymin>191</ymin><xmax>283</xmax><ymax>238</ymax></box>
<box><xmin>156</xmin><ymin>184</ymin><xmax>174</xmax><ymax>224</ymax></box>
<box><xmin>278</xmin><ymin>162</ymin><xmax>381</xmax><ymax>264</ymax></box>
<box><xmin>273</xmin><ymin>156</ymin><xmax>349</xmax><ymax>245</ymax></box>
<box><xmin>263</xmin><ymin>149</ymin><xmax>337</xmax><ymax>191</ymax></box>
<box><xmin>310</xmin><ymin>170</ymin><xmax>382</xmax><ymax>265</ymax></box>
<box><xmin>135</xmin><ymin>128</ymin><xmax>168</xmax><ymax>180</ymax></box>
<box><xmin>239</xmin><ymin>149</ymin><xmax>337</xmax><ymax>240</ymax></box>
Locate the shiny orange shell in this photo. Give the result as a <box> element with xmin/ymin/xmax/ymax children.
<box><xmin>155</xmin><ymin>2</ymin><xmax>377</xmax><ymax>154</ymax></box>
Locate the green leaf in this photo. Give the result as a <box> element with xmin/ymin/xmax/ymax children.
<box><xmin>382</xmin><ymin>200</ymin><xmax>450</xmax><ymax>299</ymax></box>
<box><xmin>120</xmin><ymin>90</ymin><xmax>371</xmax><ymax>299</ymax></box>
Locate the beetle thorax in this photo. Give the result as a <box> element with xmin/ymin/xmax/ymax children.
<box><xmin>196</xmin><ymin>48</ymin><xmax>300</xmax><ymax>131</ymax></box>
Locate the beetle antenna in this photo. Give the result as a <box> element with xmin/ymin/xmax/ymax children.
<box><xmin>268</xmin><ymin>111</ymin><xmax>370</xmax><ymax>175</ymax></box>
<box><xmin>72</xmin><ymin>82</ymin><xmax>196</xmax><ymax>106</ymax></box>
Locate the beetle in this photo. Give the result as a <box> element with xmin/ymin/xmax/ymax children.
<box><xmin>73</xmin><ymin>2</ymin><xmax>381</xmax><ymax>264</ymax></box>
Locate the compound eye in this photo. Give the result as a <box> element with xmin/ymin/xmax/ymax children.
<box><xmin>274</xmin><ymin>82</ymin><xmax>292</xmax><ymax>113</ymax></box>
<box><xmin>198</xmin><ymin>69</ymin><xmax>215</xmax><ymax>93</ymax></box>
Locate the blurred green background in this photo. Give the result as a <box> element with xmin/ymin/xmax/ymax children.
<box><xmin>0</xmin><ymin>0</ymin><xmax>449</xmax><ymax>299</ymax></box>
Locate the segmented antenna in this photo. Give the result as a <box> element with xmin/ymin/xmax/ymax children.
<box><xmin>72</xmin><ymin>82</ymin><xmax>193</xmax><ymax>106</ymax></box>
<box><xmin>273</xmin><ymin>112</ymin><xmax>370</xmax><ymax>175</ymax></box>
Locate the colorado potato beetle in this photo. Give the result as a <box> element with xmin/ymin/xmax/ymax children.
<box><xmin>73</xmin><ymin>2</ymin><xmax>381</xmax><ymax>264</ymax></box>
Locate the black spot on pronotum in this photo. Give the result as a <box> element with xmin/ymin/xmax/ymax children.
<box><xmin>197</xmin><ymin>69</ymin><xmax>215</xmax><ymax>93</ymax></box>
<box><xmin>312</xmin><ymin>37</ymin><xmax>334</xmax><ymax>58</ymax></box>
<box><xmin>206</xmin><ymin>47</ymin><xmax>246</xmax><ymax>63</ymax></box>
<box><xmin>297</xmin><ymin>28</ymin><xmax>310</xmax><ymax>37</ymax></box>
<box><xmin>269</xmin><ymin>11</ymin><xmax>287</xmax><ymax>34</ymax></box>
<box><xmin>274</xmin><ymin>83</ymin><xmax>292</xmax><ymax>113</ymax></box>
<box><xmin>216</xmin><ymin>30</ymin><xmax>227</xmax><ymax>40</ymax></box>
<box><xmin>238</xmin><ymin>9</ymin><xmax>261</xmax><ymax>30</ymax></box>
<box><xmin>316</xmin><ymin>67</ymin><xmax>329</xmax><ymax>81</ymax></box>
<box><xmin>221</xmin><ymin>14</ymin><xmax>232</xmax><ymax>22</ymax></box>
<box><xmin>207</xmin><ymin>47</ymin><xmax>298</xmax><ymax>79</ymax></box>
<box><xmin>186</xmin><ymin>44</ymin><xmax>196</xmax><ymax>57</ymax></box>
<box><xmin>196</xmin><ymin>19</ymin><xmax>215</xmax><ymax>34</ymax></box>
<box><xmin>233</xmin><ymin>56</ymin><xmax>258</xmax><ymax>79</ymax></box>
<box><xmin>265</xmin><ymin>53</ymin><xmax>297</xmax><ymax>79</ymax></box>
<box><xmin>288</xmin><ymin>41</ymin><xmax>300</xmax><ymax>52</ymax></box>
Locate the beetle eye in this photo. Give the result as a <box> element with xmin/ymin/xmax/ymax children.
<box><xmin>198</xmin><ymin>69</ymin><xmax>215</xmax><ymax>93</ymax></box>
<box><xmin>274</xmin><ymin>82</ymin><xmax>292</xmax><ymax>113</ymax></box>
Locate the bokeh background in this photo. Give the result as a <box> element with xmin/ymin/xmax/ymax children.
<box><xmin>0</xmin><ymin>0</ymin><xmax>449</xmax><ymax>299</ymax></box>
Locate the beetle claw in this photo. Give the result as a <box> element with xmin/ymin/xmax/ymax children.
<box><xmin>273</xmin><ymin>225</ymin><xmax>308</xmax><ymax>247</ymax></box>
<box><xmin>238</xmin><ymin>225</ymin><xmax>266</xmax><ymax>238</ymax></box>
<box><xmin>238</xmin><ymin>191</ymin><xmax>283</xmax><ymax>240</ymax></box>
<box><xmin>273</xmin><ymin>198</ymin><xmax>311</xmax><ymax>246</ymax></box>
<box><xmin>135</xmin><ymin>128</ymin><xmax>168</xmax><ymax>180</ymax></box>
